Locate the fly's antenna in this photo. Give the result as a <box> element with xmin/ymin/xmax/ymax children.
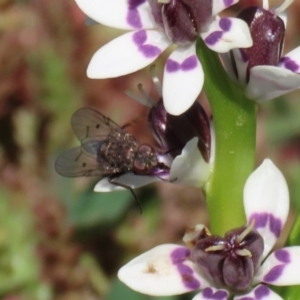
<box><xmin>108</xmin><ymin>177</ymin><xmax>142</xmax><ymax>214</ymax></box>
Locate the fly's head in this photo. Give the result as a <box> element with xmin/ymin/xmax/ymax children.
<box><xmin>133</xmin><ymin>144</ymin><xmax>160</xmax><ymax>174</ymax></box>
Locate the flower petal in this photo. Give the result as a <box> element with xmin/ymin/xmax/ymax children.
<box><xmin>169</xmin><ymin>138</ymin><xmax>212</xmax><ymax>187</ymax></box>
<box><xmin>278</xmin><ymin>45</ymin><xmax>300</xmax><ymax>73</ymax></box>
<box><xmin>193</xmin><ymin>288</ymin><xmax>229</xmax><ymax>300</ymax></box>
<box><xmin>212</xmin><ymin>0</ymin><xmax>239</xmax><ymax>16</ymax></box>
<box><xmin>74</xmin><ymin>0</ymin><xmax>156</xmax><ymax>30</ymax></box>
<box><xmin>162</xmin><ymin>44</ymin><xmax>203</xmax><ymax>115</ymax></box>
<box><xmin>219</xmin><ymin>52</ymin><xmax>238</xmax><ymax>81</ymax></box>
<box><xmin>201</xmin><ymin>18</ymin><xmax>253</xmax><ymax>53</ymax></box>
<box><xmin>231</xmin><ymin>48</ymin><xmax>249</xmax><ymax>85</ymax></box>
<box><xmin>256</xmin><ymin>247</ymin><xmax>300</xmax><ymax>286</ymax></box>
<box><xmin>118</xmin><ymin>244</ymin><xmax>210</xmax><ymax>296</ymax></box>
<box><xmin>87</xmin><ymin>30</ymin><xmax>171</xmax><ymax>78</ymax></box>
<box><xmin>243</xmin><ymin>159</ymin><xmax>289</xmax><ymax>259</ymax></box>
<box><xmin>94</xmin><ymin>174</ymin><xmax>159</xmax><ymax>192</ymax></box>
<box><xmin>233</xmin><ymin>284</ymin><xmax>283</xmax><ymax>300</ymax></box>
<box><xmin>246</xmin><ymin>65</ymin><xmax>300</xmax><ymax>102</ymax></box>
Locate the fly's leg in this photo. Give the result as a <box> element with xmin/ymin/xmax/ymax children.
<box><xmin>108</xmin><ymin>176</ymin><xmax>142</xmax><ymax>214</ymax></box>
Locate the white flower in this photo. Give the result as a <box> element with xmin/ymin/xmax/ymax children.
<box><xmin>94</xmin><ymin>70</ymin><xmax>215</xmax><ymax>193</ymax></box>
<box><xmin>118</xmin><ymin>159</ymin><xmax>300</xmax><ymax>299</ymax></box>
<box><xmin>74</xmin><ymin>0</ymin><xmax>252</xmax><ymax>115</ymax></box>
<box><xmin>222</xmin><ymin>0</ymin><xmax>300</xmax><ymax>103</ymax></box>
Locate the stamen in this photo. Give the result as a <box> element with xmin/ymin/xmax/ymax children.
<box><xmin>235</xmin><ymin>249</ymin><xmax>252</xmax><ymax>257</ymax></box>
<box><xmin>262</xmin><ymin>0</ymin><xmax>269</xmax><ymax>10</ymax></box>
<box><xmin>150</xmin><ymin>65</ymin><xmax>162</xmax><ymax>96</ymax></box>
<box><xmin>236</xmin><ymin>219</ymin><xmax>256</xmax><ymax>244</ymax></box>
<box><xmin>125</xmin><ymin>80</ymin><xmax>157</xmax><ymax>108</ymax></box>
<box><xmin>275</xmin><ymin>0</ymin><xmax>294</xmax><ymax>17</ymax></box>
<box><xmin>138</xmin><ymin>83</ymin><xmax>156</xmax><ymax>106</ymax></box>
<box><xmin>124</xmin><ymin>90</ymin><xmax>153</xmax><ymax>108</ymax></box>
<box><xmin>205</xmin><ymin>244</ymin><xmax>226</xmax><ymax>252</ymax></box>
<box><xmin>183</xmin><ymin>224</ymin><xmax>210</xmax><ymax>247</ymax></box>
<box><xmin>157</xmin><ymin>0</ymin><xmax>171</xmax><ymax>3</ymax></box>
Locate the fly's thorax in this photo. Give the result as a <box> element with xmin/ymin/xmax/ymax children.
<box><xmin>98</xmin><ymin>132</ymin><xmax>139</xmax><ymax>173</ymax></box>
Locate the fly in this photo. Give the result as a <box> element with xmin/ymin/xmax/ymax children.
<box><xmin>55</xmin><ymin>107</ymin><xmax>169</xmax><ymax>210</ymax></box>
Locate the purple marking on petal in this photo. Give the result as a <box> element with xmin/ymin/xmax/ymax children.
<box><xmin>269</xmin><ymin>215</ymin><xmax>282</xmax><ymax>238</ymax></box>
<box><xmin>250</xmin><ymin>213</ymin><xmax>268</xmax><ymax>228</ymax></box>
<box><xmin>275</xmin><ymin>249</ymin><xmax>290</xmax><ymax>263</ymax></box>
<box><xmin>181</xmin><ymin>55</ymin><xmax>198</xmax><ymax>71</ymax></box>
<box><xmin>202</xmin><ymin>288</ymin><xmax>213</xmax><ymax>298</ymax></box>
<box><xmin>139</xmin><ymin>45</ymin><xmax>161</xmax><ymax>57</ymax></box>
<box><xmin>170</xmin><ymin>247</ymin><xmax>200</xmax><ymax>290</ymax></box>
<box><xmin>133</xmin><ymin>30</ymin><xmax>147</xmax><ymax>45</ymax></box>
<box><xmin>285</xmin><ymin>60</ymin><xmax>299</xmax><ymax>72</ymax></box>
<box><xmin>281</xmin><ymin>57</ymin><xmax>300</xmax><ymax>72</ymax></box>
<box><xmin>224</xmin><ymin>0</ymin><xmax>234</xmax><ymax>8</ymax></box>
<box><xmin>171</xmin><ymin>247</ymin><xmax>191</xmax><ymax>263</ymax></box>
<box><xmin>133</xmin><ymin>30</ymin><xmax>161</xmax><ymax>58</ymax></box>
<box><xmin>219</xmin><ymin>18</ymin><xmax>232</xmax><ymax>32</ymax></box>
<box><xmin>263</xmin><ymin>265</ymin><xmax>285</xmax><ymax>283</ymax></box>
<box><xmin>254</xmin><ymin>285</ymin><xmax>269</xmax><ymax>299</ymax></box>
<box><xmin>128</xmin><ymin>0</ymin><xmax>145</xmax><ymax>9</ymax></box>
<box><xmin>166</xmin><ymin>59</ymin><xmax>180</xmax><ymax>72</ymax></box>
<box><xmin>250</xmin><ymin>213</ymin><xmax>282</xmax><ymax>238</ymax></box>
<box><xmin>177</xmin><ymin>263</ymin><xmax>201</xmax><ymax>290</ymax></box>
<box><xmin>166</xmin><ymin>56</ymin><xmax>198</xmax><ymax>73</ymax></box>
<box><xmin>127</xmin><ymin>10</ymin><xmax>142</xmax><ymax>28</ymax></box>
<box><xmin>204</xmin><ymin>31</ymin><xmax>223</xmax><ymax>46</ymax></box>
<box><xmin>127</xmin><ymin>0</ymin><xmax>145</xmax><ymax>28</ymax></box>
<box><xmin>215</xmin><ymin>291</ymin><xmax>229</xmax><ymax>300</ymax></box>
<box><xmin>202</xmin><ymin>287</ymin><xmax>228</xmax><ymax>300</ymax></box>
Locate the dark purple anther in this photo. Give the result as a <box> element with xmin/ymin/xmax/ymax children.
<box><xmin>192</xmin><ymin>224</ymin><xmax>264</xmax><ymax>292</ymax></box>
<box><xmin>148</xmin><ymin>99</ymin><xmax>211</xmax><ymax>162</ymax></box>
<box><xmin>237</xmin><ymin>6</ymin><xmax>285</xmax><ymax>81</ymax></box>
<box><xmin>147</xmin><ymin>0</ymin><xmax>213</xmax><ymax>45</ymax></box>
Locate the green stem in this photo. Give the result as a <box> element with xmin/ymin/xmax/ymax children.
<box><xmin>196</xmin><ymin>39</ymin><xmax>257</xmax><ymax>235</ymax></box>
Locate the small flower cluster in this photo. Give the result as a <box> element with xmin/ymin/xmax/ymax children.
<box><xmin>75</xmin><ymin>0</ymin><xmax>252</xmax><ymax>115</ymax></box>
<box><xmin>59</xmin><ymin>0</ymin><xmax>300</xmax><ymax>299</ymax></box>
<box><xmin>222</xmin><ymin>0</ymin><xmax>300</xmax><ymax>102</ymax></box>
<box><xmin>118</xmin><ymin>160</ymin><xmax>300</xmax><ymax>299</ymax></box>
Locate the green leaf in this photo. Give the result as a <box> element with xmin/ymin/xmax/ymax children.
<box><xmin>69</xmin><ymin>187</ymin><xmax>133</xmax><ymax>229</ymax></box>
<box><xmin>106</xmin><ymin>278</ymin><xmax>147</xmax><ymax>300</ymax></box>
<box><xmin>106</xmin><ymin>277</ymin><xmax>182</xmax><ymax>300</ymax></box>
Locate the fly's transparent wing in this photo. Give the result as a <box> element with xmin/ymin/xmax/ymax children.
<box><xmin>55</xmin><ymin>146</ymin><xmax>115</xmax><ymax>177</ymax></box>
<box><xmin>71</xmin><ymin>107</ymin><xmax>123</xmax><ymax>141</ymax></box>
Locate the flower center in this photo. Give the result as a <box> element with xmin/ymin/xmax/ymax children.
<box><xmin>147</xmin><ymin>0</ymin><xmax>213</xmax><ymax>45</ymax></box>
<box><xmin>190</xmin><ymin>221</ymin><xmax>264</xmax><ymax>292</ymax></box>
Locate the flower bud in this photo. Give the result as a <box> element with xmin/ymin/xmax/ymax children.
<box><xmin>237</xmin><ymin>6</ymin><xmax>285</xmax><ymax>81</ymax></box>
<box><xmin>148</xmin><ymin>99</ymin><xmax>211</xmax><ymax>162</ymax></box>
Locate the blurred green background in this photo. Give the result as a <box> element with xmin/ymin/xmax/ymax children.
<box><xmin>0</xmin><ymin>0</ymin><xmax>300</xmax><ymax>299</ymax></box>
